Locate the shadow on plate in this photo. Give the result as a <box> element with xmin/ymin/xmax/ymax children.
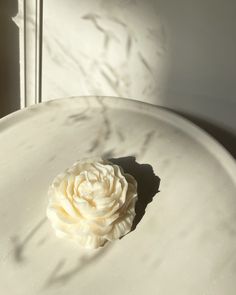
<box><xmin>175</xmin><ymin>111</ymin><xmax>236</xmax><ymax>159</ymax></box>
<box><xmin>109</xmin><ymin>156</ymin><xmax>161</xmax><ymax>231</ymax></box>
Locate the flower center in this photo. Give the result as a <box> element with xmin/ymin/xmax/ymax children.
<box><xmin>78</xmin><ymin>171</ymin><xmax>109</xmax><ymax>202</ymax></box>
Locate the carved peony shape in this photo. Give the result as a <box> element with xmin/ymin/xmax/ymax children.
<box><xmin>47</xmin><ymin>158</ymin><xmax>137</xmax><ymax>249</ymax></box>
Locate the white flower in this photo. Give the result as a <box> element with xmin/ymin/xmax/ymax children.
<box><xmin>47</xmin><ymin>158</ymin><xmax>137</xmax><ymax>249</ymax></box>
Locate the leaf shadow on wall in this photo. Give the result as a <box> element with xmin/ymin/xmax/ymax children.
<box><xmin>109</xmin><ymin>156</ymin><xmax>161</xmax><ymax>231</ymax></box>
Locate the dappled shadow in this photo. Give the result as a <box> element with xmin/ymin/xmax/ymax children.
<box><xmin>11</xmin><ymin>218</ymin><xmax>47</xmax><ymax>263</ymax></box>
<box><xmin>109</xmin><ymin>156</ymin><xmax>160</xmax><ymax>231</ymax></box>
<box><xmin>44</xmin><ymin>242</ymin><xmax>114</xmax><ymax>289</ymax></box>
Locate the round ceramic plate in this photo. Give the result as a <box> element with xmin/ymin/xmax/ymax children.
<box><xmin>0</xmin><ymin>96</ymin><xmax>235</xmax><ymax>295</ymax></box>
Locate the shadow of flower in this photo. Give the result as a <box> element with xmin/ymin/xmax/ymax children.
<box><xmin>109</xmin><ymin>156</ymin><xmax>161</xmax><ymax>231</ymax></box>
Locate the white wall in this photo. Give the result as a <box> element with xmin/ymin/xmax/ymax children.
<box><xmin>41</xmin><ymin>0</ymin><xmax>236</xmax><ymax>133</ymax></box>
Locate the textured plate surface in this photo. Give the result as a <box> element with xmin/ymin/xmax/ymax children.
<box><xmin>0</xmin><ymin>96</ymin><xmax>236</xmax><ymax>295</ymax></box>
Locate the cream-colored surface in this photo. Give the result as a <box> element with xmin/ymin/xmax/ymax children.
<box><xmin>0</xmin><ymin>97</ymin><xmax>235</xmax><ymax>294</ymax></box>
<box><xmin>47</xmin><ymin>158</ymin><xmax>137</xmax><ymax>249</ymax></box>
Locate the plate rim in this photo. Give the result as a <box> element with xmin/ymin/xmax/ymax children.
<box><xmin>0</xmin><ymin>95</ymin><xmax>235</xmax><ymax>184</ymax></box>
